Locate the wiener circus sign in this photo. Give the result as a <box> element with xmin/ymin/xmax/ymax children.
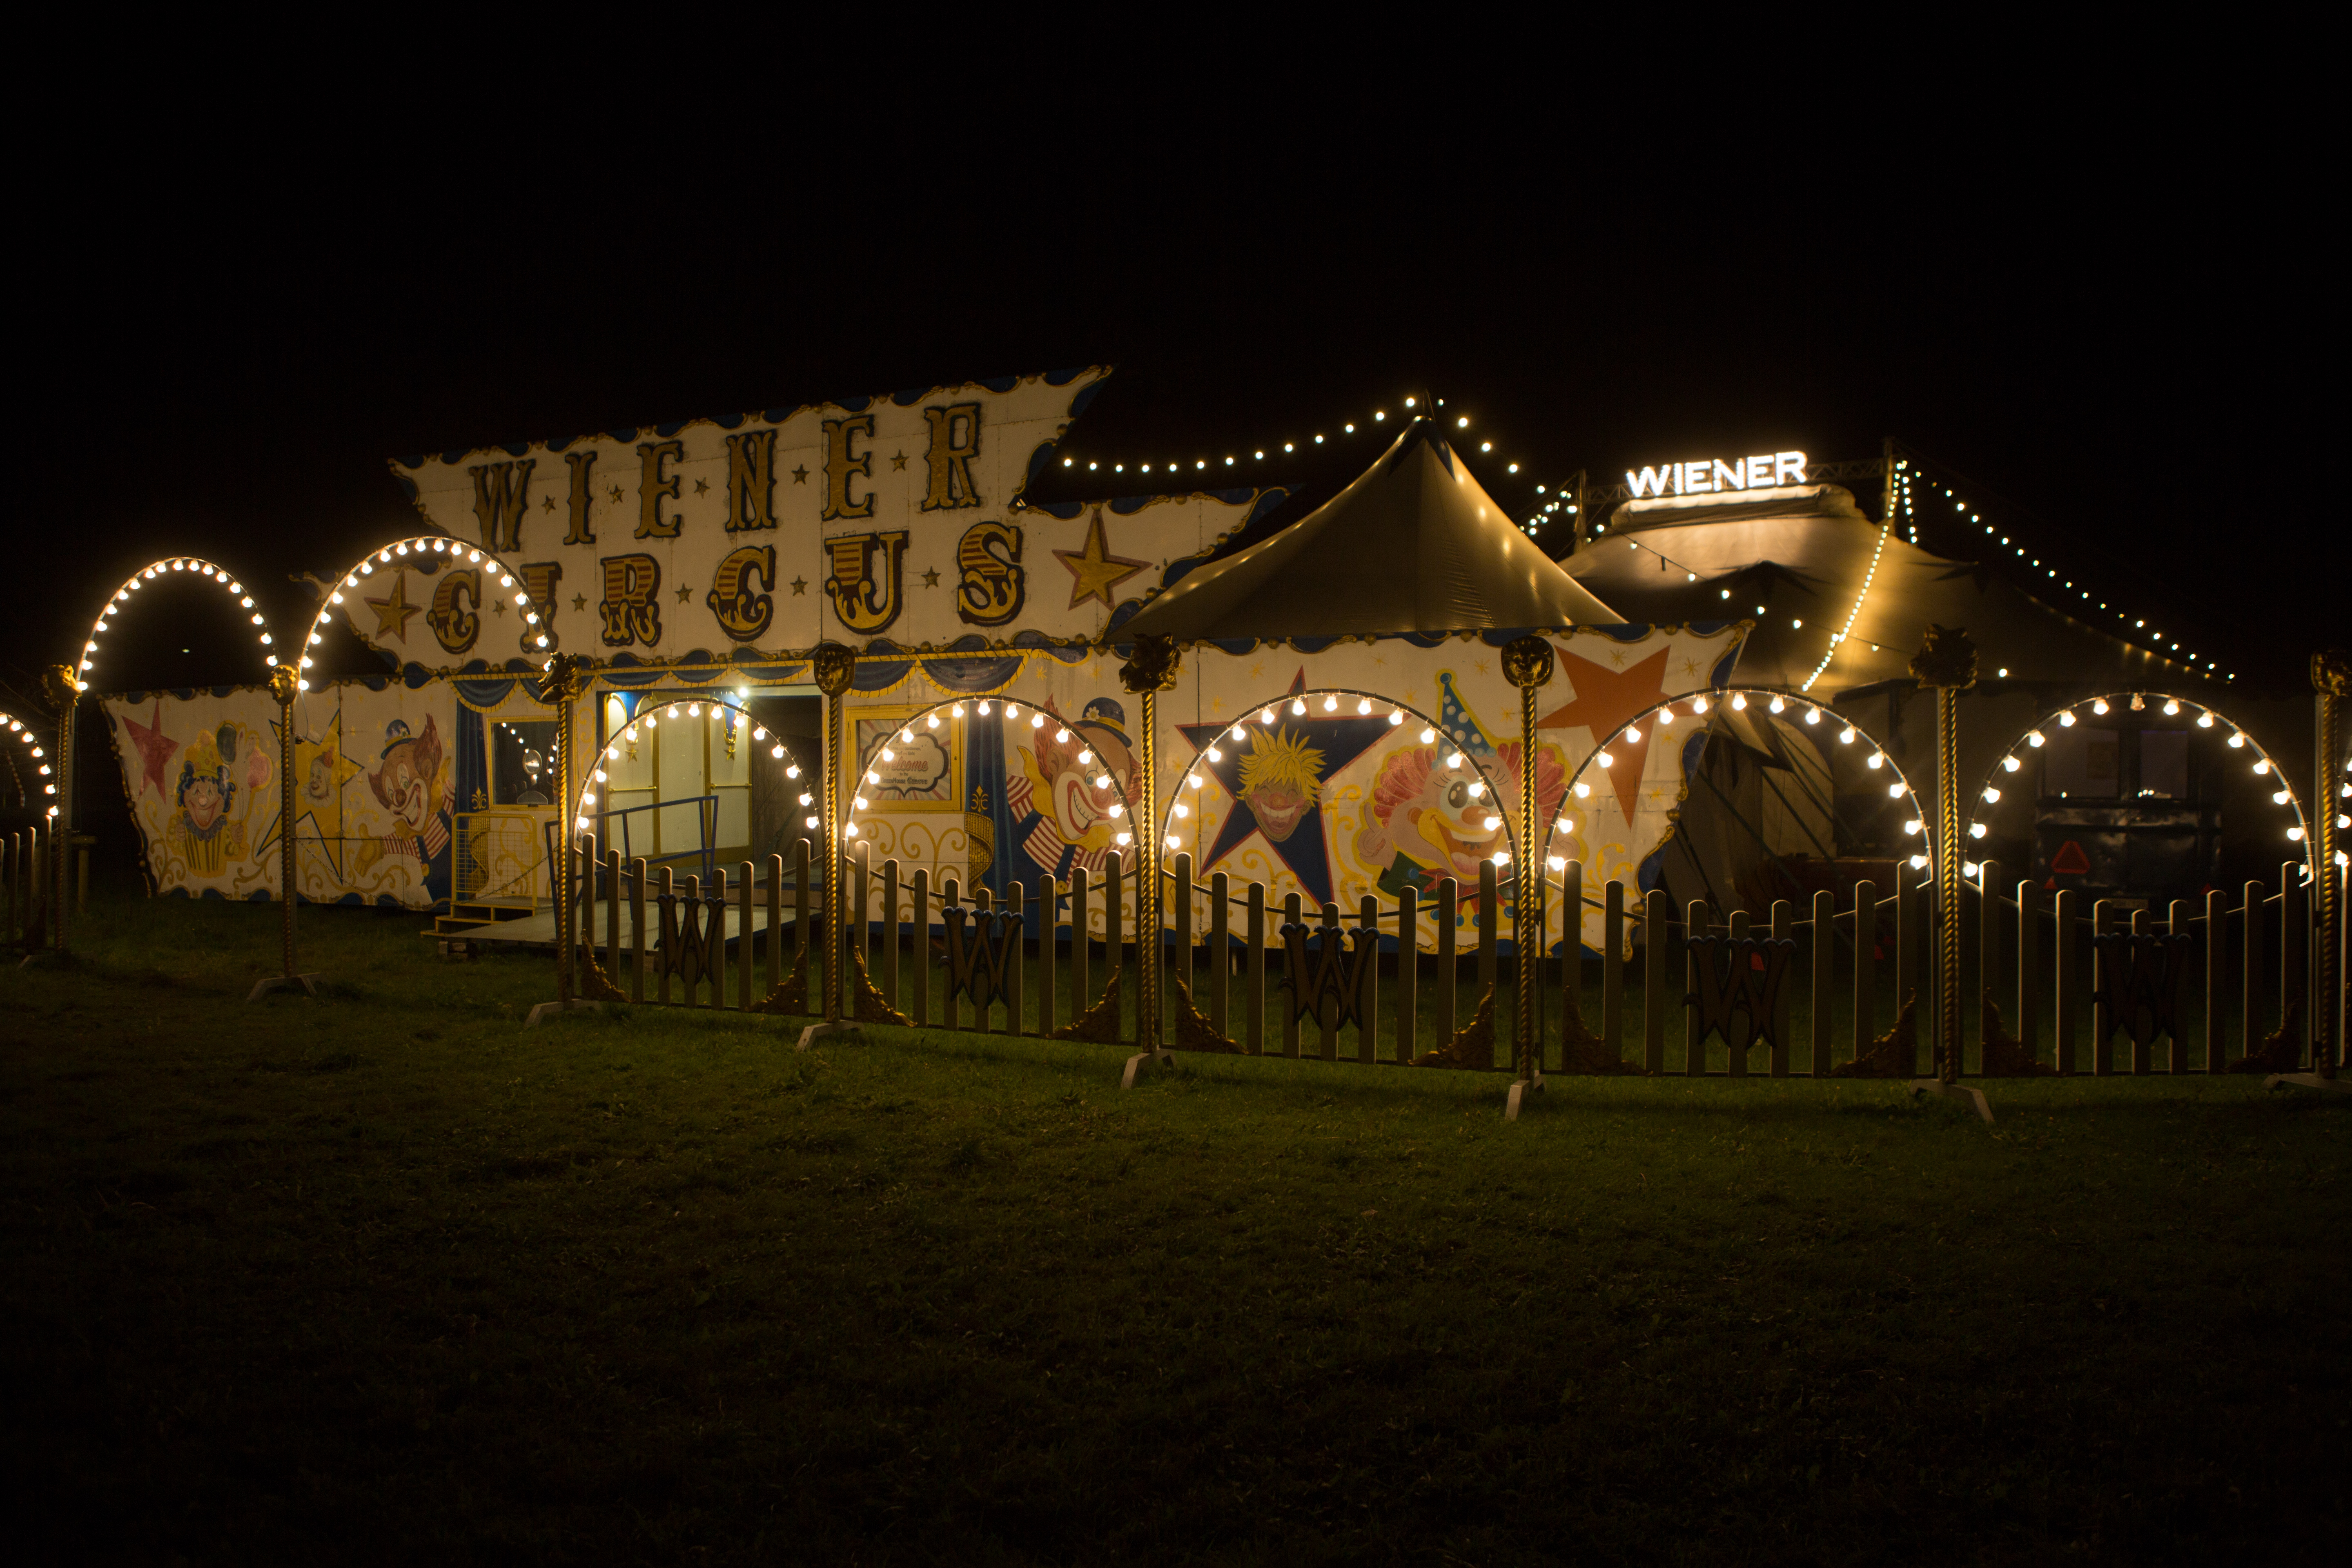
<box><xmin>371</xmin><ymin>369</ymin><xmax>1278</xmax><ymax>666</ymax></box>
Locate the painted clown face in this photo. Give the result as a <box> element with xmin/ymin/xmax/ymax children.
<box><xmin>368</xmin><ymin>716</ymin><xmax>442</xmax><ymax>833</ymax></box>
<box><xmin>183</xmin><ymin>773</ymin><xmax>226</xmax><ymax>831</ymax></box>
<box><xmin>1358</xmin><ymin>742</ymin><xmax>1566</xmax><ymax>885</ymax></box>
<box><xmin>1031</xmin><ymin>721</ymin><xmax>1134</xmax><ymax>849</ymax></box>
<box><xmin>1243</xmin><ymin>778</ymin><xmax>1310</xmax><ymax>842</ymax></box>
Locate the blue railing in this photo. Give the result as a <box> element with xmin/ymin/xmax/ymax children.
<box><xmin>594</xmin><ymin>795</ymin><xmax>719</xmax><ymax>888</ymax></box>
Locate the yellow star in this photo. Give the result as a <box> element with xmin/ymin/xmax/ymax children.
<box><xmin>608</xmin><ymin>483</ymin><xmax>624</xmax><ymax>503</ymax></box>
<box><xmin>365</xmin><ymin>572</ymin><xmax>421</xmax><ymax>641</ymax></box>
<box><xmin>693</xmin><ymin>477</ymin><xmax>709</xmax><ymax>495</ymax></box>
<box><xmin>1608</xmin><ymin>649</ymin><xmax>1628</xmax><ymax>668</ymax></box>
<box><xmin>1051</xmin><ymin>509</ymin><xmax>1151</xmax><ymax>610</ymax></box>
<box><xmin>1681</xmin><ymin>658</ymin><xmax>1702</xmax><ymax>677</ymax></box>
<box><xmin>542</xmin><ymin>495</ymin><xmax>556</xmax><ymax>511</ymax></box>
<box><xmin>791</xmin><ymin>465</ymin><xmax>810</xmax><ymax>483</ymax></box>
<box><xmin>1473</xmin><ymin>659</ymin><xmax>1490</xmax><ymax>675</ymax></box>
<box><xmin>674</xmin><ymin>583</ymin><xmax>693</xmax><ymax>604</ymax></box>
<box><xmin>922</xmin><ymin>567</ymin><xmax>941</xmax><ymax>587</ymax></box>
<box><xmin>890</xmin><ymin>450</ymin><xmax>909</xmax><ymax>471</ymax></box>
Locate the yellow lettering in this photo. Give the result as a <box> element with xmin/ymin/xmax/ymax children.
<box><xmin>706</xmin><ymin>545</ymin><xmax>776</xmax><ymax>643</ymax></box>
<box><xmin>563</xmin><ymin>449</ymin><xmax>599</xmax><ymax>545</ymax></box>
<box><xmin>822</xmin><ymin>416</ymin><xmax>875</xmax><ymax>521</ymax></box>
<box><xmin>635</xmin><ymin>440</ymin><xmax>683</xmax><ymax>538</ymax></box>
<box><xmin>519</xmin><ymin>562</ymin><xmax>563</xmax><ymax>651</ymax></box>
<box><xmin>822</xmin><ymin>530</ymin><xmax>908</xmax><ymax>634</ymax></box>
<box><xmin>468</xmin><ymin>459</ymin><xmax>534</xmax><ymax>552</ymax></box>
<box><xmin>598</xmin><ymin>554</ymin><xmax>663</xmax><ymax>646</ymax></box>
<box><xmin>724</xmin><ymin>429</ymin><xmax>779</xmax><ymax>532</ymax></box>
<box><xmin>922</xmin><ymin>403</ymin><xmax>982</xmax><ymax>510</ymax></box>
<box><xmin>953</xmin><ymin>521</ymin><xmax>1025</xmax><ymax>626</ymax></box>
<box><xmin>428</xmin><ymin>569</ymin><xmax>480</xmax><ymax>655</ymax></box>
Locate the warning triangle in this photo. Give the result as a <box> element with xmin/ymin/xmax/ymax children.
<box><xmin>2050</xmin><ymin>839</ymin><xmax>2091</xmax><ymax>875</ymax></box>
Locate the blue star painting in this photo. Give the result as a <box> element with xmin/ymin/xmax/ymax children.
<box><xmin>1176</xmin><ymin>699</ymin><xmax>1395</xmax><ymax>910</ymax></box>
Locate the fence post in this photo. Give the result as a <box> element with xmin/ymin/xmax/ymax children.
<box><xmin>2054</xmin><ymin>888</ymin><xmax>2078</xmax><ymax>1074</ymax></box>
<box><xmin>1069</xmin><ymin>865</ymin><xmax>1090</xmax><ymax>1028</ymax></box>
<box><xmin>1686</xmin><ymin>900</ymin><xmax>1709</xmax><ymax>1075</ymax></box>
<box><xmin>1477</xmin><ymin>858</ymin><xmax>1498</xmax><ymax>1025</ymax></box>
<box><xmin>2129</xmin><ymin>905</ymin><xmax>2152</xmax><ymax>1073</ymax></box>
<box><xmin>911</xmin><ymin>868</ymin><xmax>931</xmax><ymax>1027</ymax></box>
<box><xmin>1853</xmin><ymin>878</ymin><xmax>1878</xmax><ymax>1069</ymax></box>
<box><xmin>2169</xmin><ymin>896</ymin><xmax>2192</xmax><ymax>1073</ymax></box>
<box><xmin>762</xmin><ymin>853</ymin><xmax>782</xmax><ymax>997</ymax></box>
<box><xmin>1979</xmin><ymin>860</ymin><xmax>2001</xmax><ymax>1063</ymax></box>
<box><xmin>1104</xmin><ymin>854</ymin><xmax>1125</xmax><ymax>1040</ymax></box>
<box><xmin>1561</xmin><ymin>860</ymin><xmax>1584</xmax><ymax>1074</ymax></box>
<box><xmin>1282</xmin><ymin>891</ymin><xmax>1303</xmax><ymax>1059</ymax></box>
<box><xmin>1726</xmin><ymin>906</ymin><xmax>1750</xmax><ymax>1077</ymax></box>
<box><xmin>2242</xmin><ymin>878</ymin><xmax>2263</xmax><ymax>1071</ymax></box>
<box><xmin>1039</xmin><ymin>874</ymin><xmax>1059</xmax><ymax>1038</ymax></box>
<box><xmin>1644</xmin><ymin>887</ymin><xmax>1669</xmax><ymax>1074</ymax></box>
<box><xmin>1771</xmin><ymin>898</ymin><xmax>1793</xmax><ymax>1077</ymax></box>
<box><xmin>881</xmin><ymin>857</ymin><xmax>900</xmax><ymax>1017</ymax></box>
<box><xmin>1604</xmin><ymin>880</ymin><xmax>1626</xmax><ymax>1063</ymax></box>
<box><xmin>1810</xmin><ymin>889</ymin><xmax>1833</xmax><ymax>1075</ymax></box>
<box><xmin>1896</xmin><ymin>861</ymin><xmax>1921</xmax><ymax>1076</ymax></box>
<box><xmin>2091</xmin><ymin>898</ymin><xmax>2114</xmax><ymax>1075</ymax></box>
<box><xmin>1005</xmin><ymin>882</ymin><xmax>1025</xmax><ymax>1035</ymax></box>
<box><xmin>1207</xmin><ymin>871</ymin><xmax>1228</xmax><ymax>1041</ymax></box>
<box><xmin>657</xmin><ymin>867</ymin><xmax>675</xmax><ymax>1005</ymax></box>
<box><xmin>1396</xmin><ymin>884</ymin><xmax>1418</xmax><ymax>1063</ymax></box>
<box><xmin>1174</xmin><ymin>853</ymin><xmax>1194</xmax><ymax>1031</ymax></box>
<box><xmin>941</xmin><ymin>876</ymin><xmax>961</xmax><ymax>1032</ymax></box>
<box><xmin>794</xmin><ymin>838</ymin><xmax>812</xmax><ymax>1004</ymax></box>
<box><xmin>737</xmin><ymin>862</ymin><xmax>754</xmax><ymax>1009</ymax></box>
<box><xmin>1246</xmin><ymin>880</ymin><xmax>1267</xmax><ymax>1055</ymax></box>
<box><xmin>852</xmin><ymin>845</ymin><xmax>871</xmax><ymax>993</ymax></box>
<box><xmin>2205</xmin><ymin>887</ymin><xmax>2227</xmax><ymax>1070</ymax></box>
<box><xmin>1359</xmin><ymin>892</ymin><xmax>1380</xmax><ymax>1063</ymax></box>
<box><xmin>976</xmin><ymin>885</ymin><xmax>995</xmax><ymax>1029</ymax></box>
<box><xmin>2018</xmin><ymin>880</ymin><xmax>2039</xmax><ymax>1067</ymax></box>
<box><xmin>1436</xmin><ymin>879</ymin><xmax>1459</xmax><ymax>1050</ymax></box>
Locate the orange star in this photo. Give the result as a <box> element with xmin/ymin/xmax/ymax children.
<box><xmin>365</xmin><ymin>572</ymin><xmax>421</xmax><ymax>641</ymax></box>
<box><xmin>1538</xmin><ymin>644</ymin><xmax>1672</xmax><ymax>824</ymax></box>
<box><xmin>1052</xmin><ymin>509</ymin><xmax>1152</xmax><ymax>610</ymax></box>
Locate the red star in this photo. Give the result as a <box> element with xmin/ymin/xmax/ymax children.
<box><xmin>1537</xmin><ymin>645</ymin><xmax>1671</xmax><ymax>825</ymax></box>
<box><xmin>122</xmin><ymin>699</ymin><xmax>180</xmax><ymax>798</ymax></box>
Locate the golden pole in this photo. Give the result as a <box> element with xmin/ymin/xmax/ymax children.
<box><xmin>1907</xmin><ymin>625</ymin><xmax>1990</xmax><ymax>1120</ymax></box>
<box><xmin>1118</xmin><ymin>635</ymin><xmax>1180</xmax><ymax>1082</ymax></box>
<box><xmin>2310</xmin><ymin>650</ymin><xmax>2346</xmax><ymax>1078</ymax></box>
<box><xmin>524</xmin><ymin>655</ymin><xmax>592</xmax><ymax>1026</ymax></box>
<box><xmin>1502</xmin><ymin>636</ymin><xmax>1555</xmax><ymax>1083</ymax></box>
<box><xmin>811</xmin><ymin>645</ymin><xmax>857</xmax><ymax>1034</ymax></box>
<box><xmin>42</xmin><ymin>664</ymin><xmax>75</xmax><ymax>956</ymax></box>
<box><xmin>249</xmin><ymin>663</ymin><xmax>324</xmax><ymax>1000</ymax></box>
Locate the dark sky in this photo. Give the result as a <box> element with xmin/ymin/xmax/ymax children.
<box><xmin>11</xmin><ymin>101</ymin><xmax>2329</xmax><ymax>713</ymax></box>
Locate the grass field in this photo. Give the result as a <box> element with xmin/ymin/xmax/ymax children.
<box><xmin>3</xmin><ymin>896</ymin><xmax>2347</xmax><ymax>1564</ymax></box>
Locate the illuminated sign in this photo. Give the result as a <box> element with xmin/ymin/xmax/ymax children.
<box><xmin>1626</xmin><ymin>451</ymin><xmax>1806</xmax><ymax>499</ymax></box>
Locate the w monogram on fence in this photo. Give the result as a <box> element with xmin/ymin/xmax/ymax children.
<box><xmin>1687</xmin><ymin>935</ymin><xmax>1798</xmax><ymax>1056</ymax></box>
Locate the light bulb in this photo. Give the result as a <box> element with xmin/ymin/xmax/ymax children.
<box><xmin>1483</xmin><ymin>815</ymin><xmax>1501</xmax><ymax>830</ymax></box>
<box><xmin>1839</xmin><ymin>726</ymin><xmax>1855</xmax><ymax>744</ymax></box>
<box><xmin>1596</xmin><ymin>752</ymin><xmax>1613</xmax><ymax>768</ymax></box>
<box><xmin>1357</xmin><ymin>697</ymin><xmax>1371</xmax><ymax>714</ymax></box>
<box><xmin>1889</xmin><ymin>782</ymin><xmax>1907</xmax><ymax>799</ymax></box>
<box><xmin>1731</xmin><ymin>694</ymin><xmax>1746</xmax><ymax>710</ymax></box>
<box><xmin>1574</xmin><ymin>782</ymin><xmax>1591</xmax><ymax>797</ymax></box>
<box><xmin>2003</xmin><ymin>756</ymin><xmax>2020</xmax><ymax>772</ymax></box>
<box><xmin>1206</xmin><ymin>747</ymin><xmax>1222</xmax><ymax>762</ymax></box>
<box><xmin>1548</xmin><ymin>855</ymin><xmax>1566</xmax><ymax>870</ymax></box>
<box><xmin>2060</xmin><ymin>711</ymin><xmax>2076</xmax><ymax>727</ymax></box>
<box><xmin>1322</xmin><ymin>694</ymin><xmax>1336</xmax><ymax>711</ymax></box>
<box><xmin>1866</xmin><ymin>753</ymin><xmax>1884</xmax><ymax>769</ymax></box>
<box><xmin>1467</xmin><ymin>781</ymin><xmax>1485</xmax><ymax>798</ymax></box>
<box><xmin>1446</xmin><ymin>753</ymin><xmax>1463</xmax><ymax>769</ymax></box>
<box><xmin>1388</xmin><ymin>710</ymin><xmax>1403</xmax><ymax>726</ymax></box>
<box><xmin>1910</xmin><ymin>854</ymin><xmax>1929</xmax><ymax>869</ymax></box>
<box><xmin>1419</xmin><ymin>727</ymin><xmax>1437</xmax><ymax>744</ymax></box>
<box><xmin>2029</xmin><ymin>732</ymin><xmax>2045</xmax><ymax>747</ymax></box>
<box><xmin>772</xmin><ymin>745</ymin><xmax>785</xmax><ymax>760</ymax></box>
<box><xmin>786</xmin><ymin>764</ymin><xmax>801</xmax><ymax>779</ymax></box>
<box><xmin>1769</xmin><ymin>696</ymin><xmax>1785</xmax><ymax>713</ymax></box>
<box><xmin>1291</xmin><ymin>699</ymin><xmax>1305</xmax><ymax>716</ymax></box>
<box><xmin>1803</xmin><ymin>708</ymin><xmax>1820</xmax><ymax>725</ymax></box>
<box><xmin>928</xmin><ymin>714</ymin><xmax>941</xmax><ymax>729</ymax></box>
<box><xmin>1983</xmin><ymin>786</ymin><xmax>2000</xmax><ymax>802</ymax></box>
<box><xmin>1970</xmin><ymin>822</ymin><xmax>1987</xmax><ymax>838</ymax></box>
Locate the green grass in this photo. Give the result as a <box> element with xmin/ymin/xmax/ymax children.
<box><xmin>3</xmin><ymin>896</ymin><xmax>2347</xmax><ymax>1564</ymax></box>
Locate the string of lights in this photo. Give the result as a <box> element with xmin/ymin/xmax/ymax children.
<box><xmin>302</xmin><ymin>537</ymin><xmax>542</xmax><ymax>694</ymax></box>
<box><xmin>78</xmin><ymin>558</ymin><xmax>277</xmax><ymax>693</ymax></box>
<box><xmin>585</xmin><ymin>695</ymin><xmax>803</xmax><ymax>833</ymax></box>
<box><xmin>1053</xmin><ymin>395</ymin><xmax>1582</xmax><ymax>537</ymax></box>
<box><xmin>0</xmin><ymin>711</ymin><xmax>57</xmax><ymax>809</ymax></box>
<box><xmin>1900</xmin><ymin>454</ymin><xmax>2230</xmax><ymax>682</ymax></box>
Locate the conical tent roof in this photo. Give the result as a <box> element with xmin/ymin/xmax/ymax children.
<box><xmin>1119</xmin><ymin>419</ymin><xmax>1619</xmax><ymax>641</ymax></box>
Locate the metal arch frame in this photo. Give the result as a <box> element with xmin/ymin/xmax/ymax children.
<box><xmin>74</xmin><ymin>556</ymin><xmax>281</xmax><ymax>695</ymax></box>
<box><xmin>840</xmin><ymin>692</ymin><xmax>1140</xmax><ymax>853</ymax></box>
<box><xmin>1154</xmin><ymin>686</ymin><xmax>1519</xmax><ymax>912</ymax></box>
<box><xmin>571</xmin><ymin>693</ymin><xmax>812</xmax><ymax>842</ymax></box>
<box><xmin>1545</xmin><ymin>684</ymin><xmax>1935</xmax><ymax>887</ymax></box>
<box><xmin>298</xmin><ymin>535</ymin><xmax>544</xmax><ymax>692</ymax></box>
<box><xmin>0</xmin><ymin>711</ymin><xmax>57</xmax><ymax>813</ymax></box>
<box><xmin>1968</xmin><ymin>690</ymin><xmax>2314</xmax><ymax>882</ymax></box>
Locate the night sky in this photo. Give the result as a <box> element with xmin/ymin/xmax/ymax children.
<box><xmin>12</xmin><ymin>113</ymin><xmax>2326</xmax><ymax>713</ymax></box>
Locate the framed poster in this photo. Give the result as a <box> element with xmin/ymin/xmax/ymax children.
<box><xmin>854</xmin><ymin>710</ymin><xmax>957</xmax><ymax>810</ymax></box>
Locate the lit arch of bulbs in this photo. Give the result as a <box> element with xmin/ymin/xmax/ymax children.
<box><xmin>575</xmin><ymin>693</ymin><xmax>806</xmax><ymax>833</ymax></box>
<box><xmin>1161</xmin><ymin>689</ymin><xmax>1516</xmax><ymax>902</ymax></box>
<box><xmin>1550</xmin><ymin>686</ymin><xmax>1934</xmax><ymax>881</ymax></box>
<box><xmin>299</xmin><ymin>536</ymin><xmax>540</xmax><ymax>693</ymax></box>
<box><xmin>78</xmin><ymin>557</ymin><xmax>277</xmax><ymax>693</ymax></box>
<box><xmin>0</xmin><ymin>710</ymin><xmax>57</xmax><ymax>815</ymax></box>
<box><xmin>842</xmin><ymin>695</ymin><xmax>1135</xmax><ymax>853</ymax></box>
<box><xmin>1972</xmin><ymin>692</ymin><xmax>2316</xmax><ymax>877</ymax></box>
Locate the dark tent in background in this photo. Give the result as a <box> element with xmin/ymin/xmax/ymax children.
<box><xmin>1120</xmin><ymin>418</ymin><xmax>1619</xmax><ymax>641</ymax></box>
